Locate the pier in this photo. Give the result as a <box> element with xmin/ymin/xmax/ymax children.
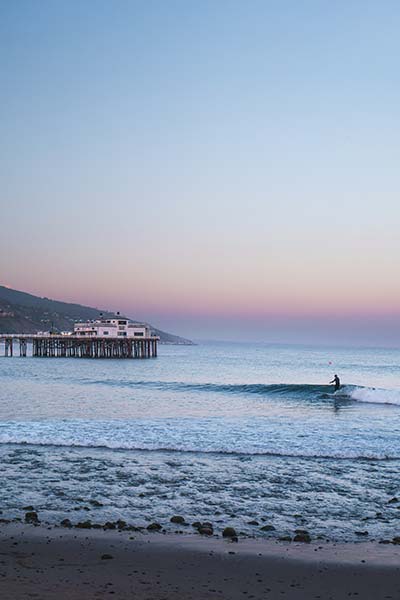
<box><xmin>0</xmin><ymin>334</ymin><xmax>159</xmax><ymax>359</ymax></box>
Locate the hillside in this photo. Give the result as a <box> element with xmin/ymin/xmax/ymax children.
<box><xmin>0</xmin><ymin>286</ymin><xmax>194</xmax><ymax>345</ymax></box>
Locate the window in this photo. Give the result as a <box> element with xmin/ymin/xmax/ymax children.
<box><xmin>118</xmin><ymin>320</ymin><xmax>127</xmax><ymax>325</ymax></box>
<box><xmin>103</xmin><ymin>331</ymin><xmax>109</xmax><ymax>335</ymax></box>
<box><xmin>134</xmin><ymin>332</ymin><xmax>144</xmax><ymax>337</ymax></box>
<box><xmin>118</xmin><ymin>332</ymin><xmax>127</xmax><ymax>336</ymax></box>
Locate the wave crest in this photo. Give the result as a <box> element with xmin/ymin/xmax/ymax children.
<box><xmin>90</xmin><ymin>379</ymin><xmax>334</xmax><ymax>396</ymax></box>
<box><xmin>348</xmin><ymin>386</ymin><xmax>400</xmax><ymax>406</ymax></box>
<box><xmin>89</xmin><ymin>379</ymin><xmax>400</xmax><ymax>405</ymax></box>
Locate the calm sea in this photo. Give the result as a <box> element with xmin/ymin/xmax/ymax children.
<box><xmin>0</xmin><ymin>341</ymin><xmax>399</xmax><ymax>541</ymax></box>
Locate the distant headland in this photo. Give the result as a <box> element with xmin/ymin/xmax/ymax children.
<box><xmin>0</xmin><ymin>285</ymin><xmax>194</xmax><ymax>345</ymax></box>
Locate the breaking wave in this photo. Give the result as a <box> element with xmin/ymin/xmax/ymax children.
<box><xmin>348</xmin><ymin>386</ymin><xmax>400</xmax><ymax>406</ymax></box>
<box><xmin>87</xmin><ymin>379</ymin><xmax>400</xmax><ymax>406</ymax></box>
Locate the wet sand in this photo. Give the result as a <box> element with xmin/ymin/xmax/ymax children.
<box><xmin>1</xmin><ymin>523</ymin><xmax>400</xmax><ymax>599</ymax></box>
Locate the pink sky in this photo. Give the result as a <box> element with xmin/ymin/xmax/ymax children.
<box><xmin>1</xmin><ymin>2</ymin><xmax>399</xmax><ymax>345</ymax></box>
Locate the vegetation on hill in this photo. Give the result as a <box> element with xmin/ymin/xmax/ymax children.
<box><xmin>0</xmin><ymin>286</ymin><xmax>194</xmax><ymax>345</ymax></box>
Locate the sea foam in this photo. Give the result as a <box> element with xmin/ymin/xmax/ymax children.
<box><xmin>348</xmin><ymin>386</ymin><xmax>400</xmax><ymax>406</ymax></box>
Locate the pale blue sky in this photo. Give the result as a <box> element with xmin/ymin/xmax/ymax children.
<box><xmin>1</xmin><ymin>1</ymin><xmax>399</xmax><ymax>344</ymax></box>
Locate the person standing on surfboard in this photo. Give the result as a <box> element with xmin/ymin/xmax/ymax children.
<box><xmin>330</xmin><ymin>374</ymin><xmax>341</xmax><ymax>392</ymax></box>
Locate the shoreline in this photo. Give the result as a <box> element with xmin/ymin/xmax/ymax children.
<box><xmin>1</xmin><ymin>505</ymin><xmax>400</xmax><ymax>545</ymax></box>
<box><xmin>1</xmin><ymin>522</ymin><xmax>400</xmax><ymax>599</ymax></box>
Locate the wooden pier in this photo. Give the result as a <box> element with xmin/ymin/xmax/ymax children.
<box><xmin>0</xmin><ymin>334</ymin><xmax>158</xmax><ymax>359</ymax></box>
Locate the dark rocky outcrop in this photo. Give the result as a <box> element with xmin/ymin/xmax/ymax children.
<box><xmin>76</xmin><ymin>520</ymin><xmax>92</xmax><ymax>529</ymax></box>
<box><xmin>193</xmin><ymin>522</ymin><xmax>214</xmax><ymax>536</ymax></box>
<box><xmin>293</xmin><ymin>530</ymin><xmax>311</xmax><ymax>543</ymax></box>
<box><xmin>170</xmin><ymin>516</ymin><xmax>185</xmax><ymax>524</ymax></box>
<box><xmin>198</xmin><ymin>526</ymin><xmax>213</xmax><ymax>536</ymax></box>
<box><xmin>147</xmin><ymin>522</ymin><xmax>162</xmax><ymax>531</ymax></box>
<box><xmin>25</xmin><ymin>511</ymin><xmax>40</xmax><ymax>524</ymax></box>
<box><xmin>60</xmin><ymin>518</ymin><xmax>72</xmax><ymax>528</ymax></box>
<box><xmin>89</xmin><ymin>500</ymin><xmax>104</xmax><ymax>507</ymax></box>
<box><xmin>260</xmin><ymin>525</ymin><xmax>275</xmax><ymax>532</ymax></box>
<box><xmin>222</xmin><ymin>527</ymin><xmax>237</xmax><ymax>538</ymax></box>
<box><xmin>392</xmin><ymin>536</ymin><xmax>400</xmax><ymax>545</ymax></box>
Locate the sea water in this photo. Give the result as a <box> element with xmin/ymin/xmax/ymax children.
<box><xmin>0</xmin><ymin>341</ymin><xmax>399</xmax><ymax>541</ymax></box>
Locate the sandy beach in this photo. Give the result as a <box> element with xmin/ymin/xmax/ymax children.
<box><xmin>1</xmin><ymin>522</ymin><xmax>400</xmax><ymax>600</ymax></box>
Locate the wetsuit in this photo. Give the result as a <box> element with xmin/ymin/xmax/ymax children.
<box><xmin>330</xmin><ymin>376</ymin><xmax>340</xmax><ymax>391</ymax></box>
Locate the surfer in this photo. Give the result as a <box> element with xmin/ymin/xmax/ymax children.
<box><xmin>330</xmin><ymin>374</ymin><xmax>341</xmax><ymax>392</ymax></box>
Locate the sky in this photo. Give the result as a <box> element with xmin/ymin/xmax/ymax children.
<box><xmin>1</xmin><ymin>1</ymin><xmax>399</xmax><ymax>345</ymax></box>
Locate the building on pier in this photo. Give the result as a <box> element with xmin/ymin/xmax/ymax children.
<box><xmin>74</xmin><ymin>315</ymin><xmax>150</xmax><ymax>338</ymax></box>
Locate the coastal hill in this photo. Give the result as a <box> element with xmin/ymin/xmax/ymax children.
<box><xmin>0</xmin><ymin>285</ymin><xmax>194</xmax><ymax>345</ymax></box>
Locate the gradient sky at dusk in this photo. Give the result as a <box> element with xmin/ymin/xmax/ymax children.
<box><xmin>1</xmin><ymin>1</ymin><xmax>399</xmax><ymax>345</ymax></box>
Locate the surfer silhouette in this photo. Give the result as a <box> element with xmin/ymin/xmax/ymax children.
<box><xmin>330</xmin><ymin>374</ymin><xmax>341</xmax><ymax>392</ymax></box>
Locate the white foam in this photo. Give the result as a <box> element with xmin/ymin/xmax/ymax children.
<box><xmin>0</xmin><ymin>422</ymin><xmax>399</xmax><ymax>459</ymax></box>
<box><xmin>348</xmin><ymin>386</ymin><xmax>400</xmax><ymax>406</ymax></box>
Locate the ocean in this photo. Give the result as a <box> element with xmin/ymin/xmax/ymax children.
<box><xmin>0</xmin><ymin>341</ymin><xmax>399</xmax><ymax>541</ymax></box>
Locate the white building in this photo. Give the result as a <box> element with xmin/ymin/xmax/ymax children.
<box><xmin>74</xmin><ymin>316</ymin><xmax>150</xmax><ymax>338</ymax></box>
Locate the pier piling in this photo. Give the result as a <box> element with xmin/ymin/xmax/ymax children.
<box><xmin>0</xmin><ymin>335</ymin><xmax>159</xmax><ymax>359</ymax></box>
